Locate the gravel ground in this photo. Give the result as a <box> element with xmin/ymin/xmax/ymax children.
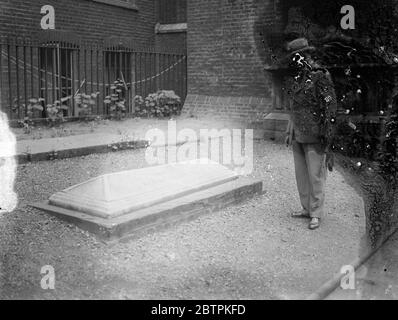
<box><xmin>327</xmin><ymin>229</ymin><xmax>398</xmax><ymax>300</ymax></box>
<box><xmin>0</xmin><ymin>139</ymin><xmax>365</xmax><ymax>300</ymax></box>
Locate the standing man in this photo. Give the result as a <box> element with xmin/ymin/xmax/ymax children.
<box><xmin>284</xmin><ymin>38</ymin><xmax>337</xmax><ymax>230</ymax></box>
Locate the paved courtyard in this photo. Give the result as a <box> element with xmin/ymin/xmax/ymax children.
<box><xmin>0</xmin><ymin>122</ymin><xmax>366</xmax><ymax>299</ymax></box>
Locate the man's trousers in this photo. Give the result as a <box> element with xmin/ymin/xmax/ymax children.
<box><xmin>292</xmin><ymin>140</ymin><xmax>327</xmax><ymax>218</ymax></box>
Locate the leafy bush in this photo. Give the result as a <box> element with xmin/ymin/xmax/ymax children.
<box><xmin>377</xmin><ymin>100</ymin><xmax>398</xmax><ymax>182</ymax></box>
<box><xmin>15</xmin><ymin>98</ymin><xmax>45</xmax><ymax>134</ymax></box>
<box><xmin>74</xmin><ymin>92</ymin><xmax>100</xmax><ymax>119</ymax></box>
<box><xmin>26</xmin><ymin>98</ymin><xmax>45</xmax><ymax>118</ymax></box>
<box><xmin>104</xmin><ymin>79</ymin><xmax>126</xmax><ymax>120</ymax></box>
<box><xmin>134</xmin><ymin>90</ymin><xmax>181</xmax><ymax>118</ymax></box>
<box><xmin>333</xmin><ymin>118</ymin><xmax>382</xmax><ymax>160</ymax></box>
<box><xmin>46</xmin><ymin>96</ymin><xmax>71</xmax><ymax>126</ymax></box>
<box><xmin>12</xmin><ymin>96</ymin><xmax>71</xmax><ymax>131</ymax></box>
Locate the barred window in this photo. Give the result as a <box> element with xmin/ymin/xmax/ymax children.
<box><xmin>104</xmin><ymin>48</ymin><xmax>132</xmax><ymax>99</ymax></box>
<box><xmin>39</xmin><ymin>42</ymin><xmax>77</xmax><ymax>115</ymax></box>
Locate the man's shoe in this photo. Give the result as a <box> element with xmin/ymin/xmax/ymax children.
<box><xmin>291</xmin><ymin>209</ymin><xmax>310</xmax><ymax>218</ymax></box>
<box><xmin>309</xmin><ymin>218</ymin><xmax>320</xmax><ymax>230</ymax></box>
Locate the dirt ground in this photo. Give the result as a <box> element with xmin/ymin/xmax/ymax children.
<box><xmin>1</xmin><ymin>120</ymin><xmax>366</xmax><ymax>300</ymax></box>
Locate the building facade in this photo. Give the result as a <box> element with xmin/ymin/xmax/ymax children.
<box><xmin>2</xmin><ymin>0</ymin><xmax>397</xmax><ymax>125</ymax></box>
<box><xmin>0</xmin><ymin>0</ymin><xmax>187</xmax><ymax>48</ymax></box>
<box><xmin>0</xmin><ymin>0</ymin><xmax>187</xmax><ymax>119</ymax></box>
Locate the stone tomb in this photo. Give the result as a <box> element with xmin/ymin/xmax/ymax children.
<box><xmin>32</xmin><ymin>159</ymin><xmax>263</xmax><ymax>241</ymax></box>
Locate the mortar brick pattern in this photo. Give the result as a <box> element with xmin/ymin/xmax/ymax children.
<box><xmin>0</xmin><ymin>0</ymin><xmax>155</xmax><ymax>44</ymax></box>
<box><xmin>182</xmin><ymin>94</ymin><xmax>271</xmax><ymax>121</ymax></box>
<box><xmin>183</xmin><ymin>0</ymin><xmax>278</xmax><ymax>120</ymax></box>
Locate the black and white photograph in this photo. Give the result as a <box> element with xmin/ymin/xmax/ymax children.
<box><xmin>1</xmin><ymin>0</ymin><xmax>398</xmax><ymax>307</ymax></box>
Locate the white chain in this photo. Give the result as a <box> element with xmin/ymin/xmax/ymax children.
<box><xmin>1</xmin><ymin>50</ymin><xmax>186</xmax><ymax>87</ymax></box>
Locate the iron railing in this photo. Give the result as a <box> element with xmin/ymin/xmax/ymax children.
<box><xmin>0</xmin><ymin>36</ymin><xmax>187</xmax><ymax>120</ymax></box>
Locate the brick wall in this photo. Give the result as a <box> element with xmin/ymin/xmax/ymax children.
<box><xmin>156</xmin><ymin>32</ymin><xmax>186</xmax><ymax>51</ymax></box>
<box><xmin>182</xmin><ymin>0</ymin><xmax>280</xmax><ymax>120</ymax></box>
<box><xmin>0</xmin><ymin>0</ymin><xmax>189</xmax><ymax>118</ymax></box>
<box><xmin>0</xmin><ymin>0</ymin><xmax>155</xmax><ymax>44</ymax></box>
<box><xmin>0</xmin><ymin>0</ymin><xmax>157</xmax><ymax>116</ymax></box>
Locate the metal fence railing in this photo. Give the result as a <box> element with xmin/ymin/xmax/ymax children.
<box><xmin>0</xmin><ymin>36</ymin><xmax>187</xmax><ymax>120</ymax></box>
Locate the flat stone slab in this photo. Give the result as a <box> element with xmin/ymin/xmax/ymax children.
<box><xmin>31</xmin><ymin>160</ymin><xmax>263</xmax><ymax>241</ymax></box>
<box><xmin>48</xmin><ymin>159</ymin><xmax>238</xmax><ymax>219</ymax></box>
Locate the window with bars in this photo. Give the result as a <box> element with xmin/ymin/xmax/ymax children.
<box><xmin>104</xmin><ymin>49</ymin><xmax>132</xmax><ymax>98</ymax></box>
<box><xmin>39</xmin><ymin>43</ymin><xmax>76</xmax><ymax>115</ymax></box>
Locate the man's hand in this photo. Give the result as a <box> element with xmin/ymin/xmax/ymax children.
<box><xmin>285</xmin><ymin>135</ymin><xmax>291</xmax><ymax>147</ymax></box>
<box><xmin>326</xmin><ymin>152</ymin><xmax>334</xmax><ymax>172</ymax></box>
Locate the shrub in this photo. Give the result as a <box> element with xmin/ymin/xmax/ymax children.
<box><xmin>11</xmin><ymin>96</ymin><xmax>71</xmax><ymax>130</ymax></box>
<box><xmin>134</xmin><ymin>90</ymin><xmax>181</xmax><ymax>118</ymax></box>
<box><xmin>74</xmin><ymin>92</ymin><xmax>100</xmax><ymax>119</ymax></box>
<box><xmin>46</xmin><ymin>96</ymin><xmax>71</xmax><ymax>126</ymax></box>
<box><xmin>16</xmin><ymin>98</ymin><xmax>45</xmax><ymax>134</ymax></box>
<box><xmin>104</xmin><ymin>79</ymin><xmax>127</xmax><ymax>120</ymax></box>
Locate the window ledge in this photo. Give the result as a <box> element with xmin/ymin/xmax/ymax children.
<box><xmin>93</xmin><ymin>0</ymin><xmax>138</xmax><ymax>11</ymax></box>
<box><xmin>155</xmin><ymin>23</ymin><xmax>187</xmax><ymax>34</ymax></box>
